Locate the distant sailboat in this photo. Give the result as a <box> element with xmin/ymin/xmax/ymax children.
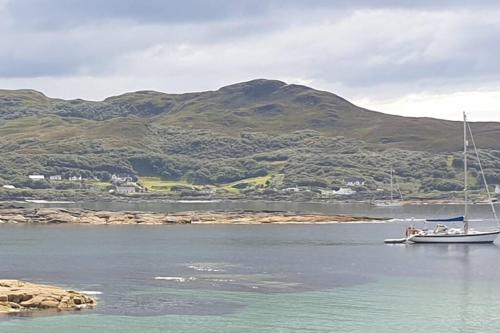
<box><xmin>372</xmin><ymin>166</ymin><xmax>403</xmax><ymax>207</ymax></box>
<box><xmin>407</xmin><ymin>112</ymin><xmax>500</xmax><ymax>243</ymax></box>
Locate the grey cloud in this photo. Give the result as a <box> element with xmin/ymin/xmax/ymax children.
<box><xmin>1</xmin><ymin>0</ymin><xmax>500</xmax><ymax>103</ymax></box>
<box><xmin>3</xmin><ymin>0</ymin><xmax>496</xmax><ymax>30</ymax></box>
<box><xmin>5</xmin><ymin>0</ymin><xmax>272</xmax><ymax>30</ymax></box>
<box><xmin>0</xmin><ymin>18</ymin><xmax>285</xmax><ymax>78</ymax></box>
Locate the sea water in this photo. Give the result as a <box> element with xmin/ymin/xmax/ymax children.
<box><xmin>1</xmin><ymin>204</ymin><xmax>500</xmax><ymax>332</ymax></box>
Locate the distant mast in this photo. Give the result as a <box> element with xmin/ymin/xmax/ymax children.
<box><xmin>390</xmin><ymin>166</ymin><xmax>394</xmax><ymax>203</ymax></box>
<box><xmin>464</xmin><ymin>111</ymin><xmax>469</xmax><ymax>233</ymax></box>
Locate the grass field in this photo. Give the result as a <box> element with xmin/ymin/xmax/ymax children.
<box><xmin>446</xmin><ymin>155</ymin><xmax>454</xmax><ymax>168</ymax></box>
<box><xmin>139</xmin><ymin>177</ymin><xmax>197</xmax><ymax>192</ymax></box>
<box><xmin>139</xmin><ymin>175</ymin><xmax>274</xmax><ymax>194</ymax></box>
<box><xmin>228</xmin><ymin>175</ymin><xmax>272</xmax><ymax>187</ymax></box>
<box><xmin>89</xmin><ymin>181</ymin><xmax>113</xmax><ymax>191</ymax></box>
<box><xmin>221</xmin><ymin>175</ymin><xmax>273</xmax><ymax>194</ymax></box>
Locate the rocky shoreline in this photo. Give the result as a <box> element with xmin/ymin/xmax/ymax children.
<box><xmin>0</xmin><ymin>206</ymin><xmax>387</xmax><ymax>225</ymax></box>
<box><xmin>0</xmin><ymin>280</ymin><xmax>96</xmax><ymax>314</ymax></box>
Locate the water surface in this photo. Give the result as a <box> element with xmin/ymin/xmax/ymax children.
<box><xmin>1</xmin><ymin>203</ymin><xmax>500</xmax><ymax>332</ymax></box>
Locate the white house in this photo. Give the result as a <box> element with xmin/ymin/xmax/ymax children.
<box><xmin>319</xmin><ymin>189</ymin><xmax>337</xmax><ymax>197</ymax></box>
<box><xmin>335</xmin><ymin>187</ymin><xmax>356</xmax><ymax>195</ymax></box>
<box><xmin>2</xmin><ymin>185</ymin><xmax>15</xmax><ymax>189</ymax></box>
<box><xmin>199</xmin><ymin>187</ymin><xmax>216</xmax><ymax>195</ymax></box>
<box><xmin>69</xmin><ymin>176</ymin><xmax>82</xmax><ymax>181</ymax></box>
<box><xmin>111</xmin><ymin>174</ymin><xmax>133</xmax><ymax>183</ymax></box>
<box><xmin>282</xmin><ymin>187</ymin><xmax>300</xmax><ymax>193</ymax></box>
<box><xmin>496</xmin><ymin>185</ymin><xmax>500</xmax><ymax>195</ymax></box>
<box><xmin>345</xmin><ymin>178</ymin><xmax>365</xmax><ymax>187</ymax></box>
<box><xmin>28</xmin><ymin>175</ymin><xmax>45</xmax><ymax>181</ymax></box>
<box><xmin>49</xmin><ymin>175</ymin><xmax>62</xmax><ymax>181</ymax></box>
<box><xmin>115</xmin><ymin>185</ymin><xmax>136</xmax><ymax>194</ymax></box>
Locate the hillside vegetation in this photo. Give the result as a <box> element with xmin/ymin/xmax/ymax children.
<box><xmin>1</xmin><ymin>79</ymin><xmax>500</xmax><ymax>199</ymax></box>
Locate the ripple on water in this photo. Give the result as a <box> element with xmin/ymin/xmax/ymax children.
<box><xmin>78</xmin><ymin>290</ymin><xmax>103</xmax><ymax>295</ymax></box>
<box><xmin>184</xmin><ymin>262</ymin><xmax>247</xmax><ymax>273</ymax></box>
<box><xmin>154</xmin><ymin>270</ymin><xmax>372</xmax><ymax>294</ymax></box>
<box><xmin>154</xmin><ymin>277</ymin><xmax>196</xmax><ymax>282</ymax></box>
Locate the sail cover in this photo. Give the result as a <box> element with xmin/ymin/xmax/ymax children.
<box><xmin>426</xmin><ymin>216</ymin><xmax>464</xmax><ymax>222</ymax></box>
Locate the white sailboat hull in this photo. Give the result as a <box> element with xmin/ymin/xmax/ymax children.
<box><xmin>384</xmin><ymin>113</ymin><xmax>500</xmax><ymax>245</ymax></box>
<box><xmin>409</xmin><ymin>230</ymin><xmax>500</xmax><ymax>243</ymax></box>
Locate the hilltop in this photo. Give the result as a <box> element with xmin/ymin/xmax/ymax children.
<box><xmin>1</xmin><ymin>79</ymin><xmax>500</xmax><ymax>200</ymax></box>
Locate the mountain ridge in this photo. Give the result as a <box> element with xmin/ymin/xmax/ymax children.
<box><xmin>2</xmin><ymin>78</ymin><xmax>500</xmax><ymax>152</ymax></box>
<box><xmin>1</xmin><ymin>78</ymin><xmax>500</xmax><ymax>199</ymax></box>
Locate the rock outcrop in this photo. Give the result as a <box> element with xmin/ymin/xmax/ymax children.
<box><xmin>0</xmin><ymin>206</ymin><xmax>386</xmax><ymax>225</ymax></box>
<box><xmin>0</xmin><ymin>280</ymin><xmax>96</xmax><ymax>314</ymax></box>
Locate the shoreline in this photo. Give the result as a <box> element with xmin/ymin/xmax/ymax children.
<box><xmin>0</xmin><ymin>206</ymin><xmax>388</xmax><ymax>225</ymax></box>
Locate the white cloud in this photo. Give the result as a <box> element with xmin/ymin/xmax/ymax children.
<box><xmin>354</xmin><ymin>90</ymin><xmax>500</xmax><ymax>122</ymax></box>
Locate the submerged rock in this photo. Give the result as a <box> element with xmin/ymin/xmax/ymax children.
<box><xmin>0</xmin><ymin>280</ymin><xmax>96</xmax><ymax>314</ymax></box>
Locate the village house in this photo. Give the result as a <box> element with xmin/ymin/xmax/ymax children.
<box><xmin>28</xmin><ymin>175</ymin><xmax>45</xmax><ymax>181</ymax></box>
<box><xmin>335</xmin><ymin>187</ymin><xmax>356</xmax><ymax>195</ymax></box>
<box><xmin>345</xmin><ymin>177</ymin><xmax>365</xmax><ymax>187</ymax></box>
<box><xmin>49</xmin><ymin>175</ymin><xmax>62</xmax><ymax>181</ymax></box>
<box><xmin>496</xmin><ymin>185</ymin><xmax>500</xmax><ymax>195</ymax></box>
<box><xmin>115</xmin><ymin>183</ymin><xmax>137</xmax><ymax>194</ymax></box>
<box><xmin>318</xmin><ymin>189</ymin><xmax>337</xmax><ymax>198</ymax></box>
<box><xmin>111</xmin><ymin>174</ymin><xmax>134</xmax><ymax>184</ymax></box>
<box><xmin>69</xmin><ymin>176</ymin><xmax>82</xmax><ymax>181</ymax></box>
<box><xmin>2</xmin><ymin>185</ymin><xmax>15</xmax><ymax>189</ymax></box>
<box><xmin>282</xmin><ymin>187</ymin><xmax>300</xmax><ymax>193</ymax></box>
<box><xmin>198</xmin><ymin>187</ymin><xmax>216</xmax><ymax>195</ymax></box>
<box><xmin>319</xmin><ymin>187</ymin><xmax>356</xmax><ymax>197</ymax></box>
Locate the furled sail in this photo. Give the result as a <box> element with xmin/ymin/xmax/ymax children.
<box><xmin>426</xmin><ymin>216</ymin><xmax>464</xmax><ymax>222</ymax></box>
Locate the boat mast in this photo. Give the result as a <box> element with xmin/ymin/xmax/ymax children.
<box><xmin>464</xmin><ymin>112</ymin><xmax>469</xmax><ymax>233</ymax></box>
<box><xmin>390</xmin><ymin>166</ymin><xmax>394</xmax><ymax>203</ymax></box>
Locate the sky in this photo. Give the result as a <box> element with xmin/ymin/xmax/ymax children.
<box><xmin>1</xmin><ymin>0</ymin><xmax>500</xmax><ymax>121</ymax></box>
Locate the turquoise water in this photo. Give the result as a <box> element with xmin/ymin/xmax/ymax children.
<box><xmin>3</xmin><ymin>279</ymin><xmax>500</xmax><ymax>332</ymax></box>
<box><xmin>1</xmin><ymin>216</ymin><xmax>500</xmax><ymax>332</ymax></box>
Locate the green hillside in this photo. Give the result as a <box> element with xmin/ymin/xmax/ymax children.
<box><xmin>1</xmin><ymin>79</ymin><xmax>500</xmax><ymax>199</ymax></box>
<box><xmin>3</xmin><ymin>79</ymin><xmax>500</xmax><ymax>152</ymax></box>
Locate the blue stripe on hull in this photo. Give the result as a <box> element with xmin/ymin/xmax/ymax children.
<box><xmin>426</xmin><ymin>216</ymin><xmax>464</xmax><ymax>222</ymax></box>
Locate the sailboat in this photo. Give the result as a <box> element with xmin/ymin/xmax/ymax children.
<box><xmin>408</xmin><ymin>112</ymin><xmax>500</xmax><ymax>243</ymax></box>
<box><xmin>372</xmin><ymin>166</ymin><xmax>403</xmax><ymax>207</ymax></box>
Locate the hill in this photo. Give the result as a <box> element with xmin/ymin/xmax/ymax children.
<box><xmin>1</xmin><ymin>79</ymin><xmax>500</xmax><ymax>199</ymax></box>
<box><xmin>3</xmin><ymin>79</ymin><xmax>500</xmax><ymax>152</ymax></box>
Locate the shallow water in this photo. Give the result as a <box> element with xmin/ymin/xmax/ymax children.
<box><xmin>1</xmin><ymin>203</ymin><xmax>500</xmax><ymax>332</ymax></box>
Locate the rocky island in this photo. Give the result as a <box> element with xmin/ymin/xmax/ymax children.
<box><xmin>0</xmin><ymin>206</ymin><xmax>386</xmax><ymax>225</ymax></box>
<box><xmin>0</xmin><ymin>280</ymin><xmax>96</xmax><ymax>314</ymax></box>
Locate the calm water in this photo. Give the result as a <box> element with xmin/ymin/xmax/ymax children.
<box><xmin>1</xmin><ymin>202</ymin><xmax>500</xmax><ymax>332</ymax></box>
<box><xmin>17</xmin><ymin>199</ymin><xmax>500</xmax><ymax>220</ymax></box>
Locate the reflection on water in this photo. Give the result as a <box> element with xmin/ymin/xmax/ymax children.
<box><xmin>405</xmin><ymin>243</ymin><xmax>477</xmax><ymax>258</ymax></box>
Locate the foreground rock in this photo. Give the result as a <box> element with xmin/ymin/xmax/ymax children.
<box><xmin>0</xmin><ymin>206</ymin><xmax>387</xmax><ymax>225</ymax></box>
<box><xmin>0</xmin><ymin>280</ymin><xmax>96</xmax><ymax>314</ymax></box>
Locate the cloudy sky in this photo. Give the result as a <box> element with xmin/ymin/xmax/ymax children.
<box><xmin>1</xmin><ymin>0</ymin><xmax>500</xmax><ymax>121</ymax></box>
